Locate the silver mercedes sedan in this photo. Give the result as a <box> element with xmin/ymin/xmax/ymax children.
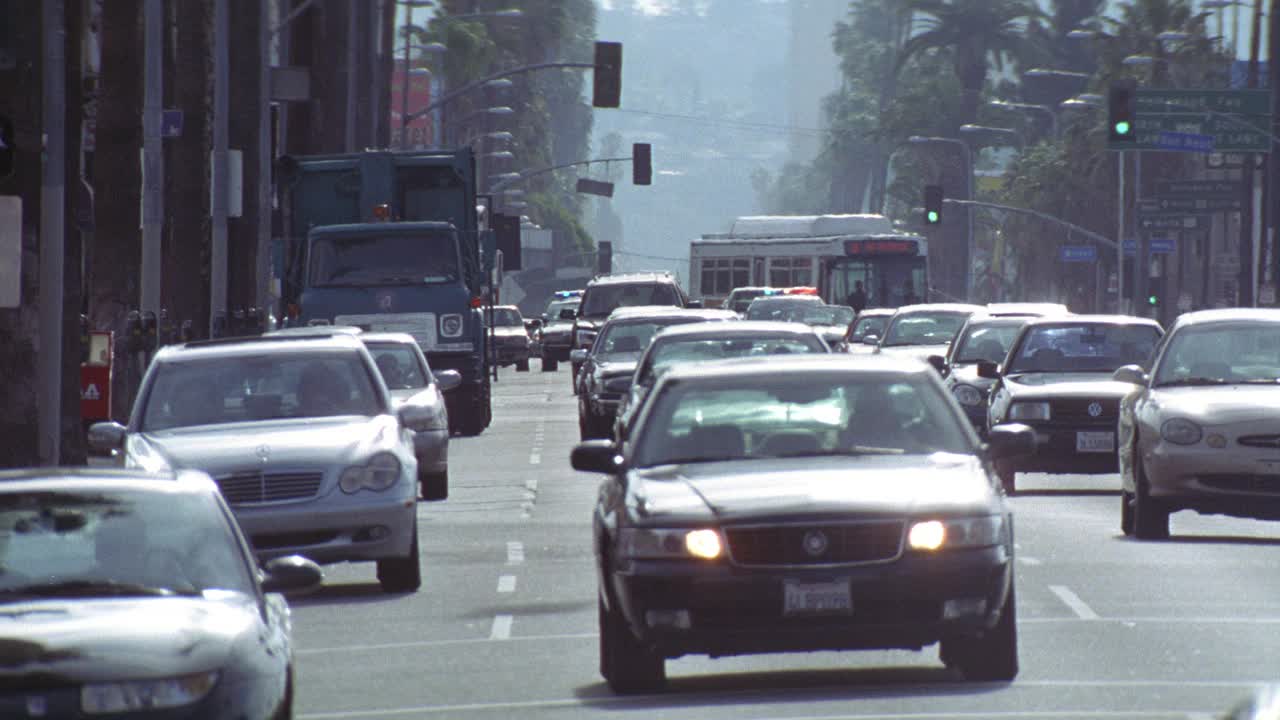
<box><xmin>1116</xmin><ymin>308</ymin><xmax>1280</xmax><ymax>540</ymax></box>
<box><xmin>89</xmin><ymin>333</ymin><xmax>428</xmax><ymax>593</ymax></box>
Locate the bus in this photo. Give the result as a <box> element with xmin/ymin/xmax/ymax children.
<box><xmin>689</xmin><ymin>215</ymin><xmax>929</xmax><ymax>310</ymax></box>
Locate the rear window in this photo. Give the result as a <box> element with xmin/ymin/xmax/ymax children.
<box><xmin>581</xmin><ymin>283</ymin><xmax>681</xmax><ymax>318</ymax></box>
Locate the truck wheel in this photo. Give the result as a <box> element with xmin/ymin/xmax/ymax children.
<box><xmin>542</xmin><ymin>356</ymin><xmax>558</xmax><ymax>372</ymax></box>
<box><xmin>516</xmin><ymin>358</ymin><xmax>530</xmax><ymax>372</ymax></box>
<box><xmin>454</xmin><ymin>382</ymin><xmax>491</xmax><ymax>437</ymax></box>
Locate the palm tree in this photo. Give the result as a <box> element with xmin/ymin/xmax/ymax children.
<box><xmin>896</xmin><ymin>0</ymin><xmax>1042</xmax><ymax>128</ymax></box>
<box><xmin>1024</xmin><ymin>0</ymin><xmax>1108</xmax><ymax>74</ymax></box>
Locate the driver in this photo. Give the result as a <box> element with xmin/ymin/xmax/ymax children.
<box><xmin>296</xmin><ymin>361</ymin><xmax>353</xmax><ymax>416</ymax></box>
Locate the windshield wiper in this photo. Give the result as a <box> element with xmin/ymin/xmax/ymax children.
<box><xmin>0</xmin><ymin>579</ymin><xmax>199</xmax><ymax>599</ymax></box>
<box><xmin>1156</xmin><ymin>376</ymin><xmax>1229</xmax><ymax>388</ymax></box>
<box><xmin>767</xmin><ymin>448</ymin><xmax>905</xmax><ymax>458</ymax></box>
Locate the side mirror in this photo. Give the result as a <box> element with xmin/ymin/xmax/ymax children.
<box><xmin>261</xmin><ymin>555</ymin><xmax>324</xmax><ymax>594</ymax></box>
<box><xmin>862</xmin><ymin>334</ymin><xmax>879</xmax><ymax>346</ymax></box>
<box><xmin>397</xmin><ymin>402</ymin><xmax>435</xmax><ymax>432</ymax></box>
<box><xmin>986</xmin><ymin>423</ymin><xmax>1036</xmax><ymax>461</ymax></box>
<box><xmin>571</xmin><ymin>440</ymin><xmax>624</xmax><ymax>474</ymax></box>
<box><xmin>604</xmin><ymin>376</ymin><xmax>633</xmax><ymax>394</ymax></box>
<box><xmin>926</xmin><ymin>355</ymin><xmax>947</xmax><ymax>374</ymax></box>
<box><xmin>434</xmin><ymin>369</ymin><xmax>462</xmax><ymax>392</ymax></box>
<box><xmin>976</xmin><ymin>360</ymin><xmax>1001</xmax><ymax>380</ymax></box>
<box><xmin>1112</xmin><ymin>364</ymin><xmax>1148</xmax><ymax>385</ymax></box>
<box><xmin>559</xmin><ymin>308</ymin><xmax>577</xmax><ymax>320</ymax></box>
<box><xmin>685</xmin><ymin>299</ymin><xmax>703</xmax><ymax>309</ymax></box>
<box><xmin>88</xmin><ymin>421</ymin><xmax>127</xmax><ymax>455</ymax></box>
<box><xmin>570</xmin><ymin>348</ymin><xmax>589</xmax><ymax>364</ymax></box>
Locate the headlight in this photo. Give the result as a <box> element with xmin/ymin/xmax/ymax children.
<box><xmin>575</xmin><ymin>330</ymin><xmax>597</xmax><ymax>348</ymax></box>
<box><xmin>617</xmin><ymin>527</ymin><xmax>723</xmax><ymax>560</ymax></box>
<box><xmin>908</xmin><ymin>516</ymin><xmax>1005</xmax><ymax>551</ymax></box>
<box><xmin>952</xmin><ymin>384</ymin><xmax>984</xmax><ymax>406</ymax></box>
<box><xmin>339</xmin><ymin>452</ymin><xmax>402</xmax><ymax>493</ymax></box>
<box><xmin>1009</xmin><ymin>401</ymin><xmax>1050</xmax><ymax>421</ymax></box>
<box><xmin>82</xmin><ymin>671</ymin><xmax>219</xmax><ymax>714</ymax></box>
<box><xmin>1161</xmin><ymin>417</ymin><xmax>1203</xmax><ymax>445</ymax></box>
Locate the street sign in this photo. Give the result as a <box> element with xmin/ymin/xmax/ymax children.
<box><xmin>1155</xmin><ymin>180</ymin><xmax>1244</xmax><ymax>197</ymax></box>
<box><xmin>1136</xmin><ymin>89</ymin><xmax>1272</xmax><ymax>116</ymax></box>
<box><xmin>1139</xmin><ymin>214</ymin><xmax>1206</xmax><ymax>232</ymax></box>
<box><xmin>1122</xmin><ymin>238</ymin><xmax>1175</xmax><ymax>255</ymax></box>
<box><xmin>1133</xmin><ymin>114</ymin><xmax>1269</xmax><ymax>152</ymax></box>
<box><xmin>161</xmin><ymin>109</ymin><xmax>183</xmax><ymax>138</ymax></box>
<box><xmin>1154</xmin><ymin>131</ymin><xmax>1214</xmax><ymax>153</ymax></box>
<box><xmin>1107</xmin><ymin>89</ymin><xmax>1274</xmax><ymax>153</ymax></box>
<box><xmin>1138</xmin><ymin>197</ymin><xmax>1243</xmax><ymax>214</ymax></box>
<box><xmin>1060</xmin><ymin>245</ymin><xmax>1097</xmax><ymax>263</ymax></box>
<box><xmin>575</xmin><ymin>178</ymin><xmax>614</xmax><ymax>197</ymax></box>
<box><xmin>1207</xmin><ymin>152</ymin><xmax>1266</xmax><ymax>169</ymax></box>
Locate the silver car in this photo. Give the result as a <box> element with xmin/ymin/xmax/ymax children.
<box><xmin>1116</xmin><ymin>308</ymin><xmax>1280</xmax><ymax>540</ymax></box>
<box><xmin>363</xmin><ymin>332</ymin><xmax>460</xmax><ymax>501</ymax></box>
<box><xmin>90</xmin><ymin>333</ymin><xmax>427</xmax><ymax>593</ymax></box>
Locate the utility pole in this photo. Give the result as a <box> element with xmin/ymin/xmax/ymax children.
<box><xmin>345</xmin><ymin>0</ymin><xmax>359</xmax><ymax>152</ymax></box>
<box><xmin>1269</xmin><ymin>0</ymin><xmax>1280</xmax><ymax>295</ymax></box>
<box><xmin>257</xmin><ymin>0</ymin><xmax>272</xmax><ymax>314</ymax></box>
<box><xmin>39</xmin><ymin>0</ymin><xmax>66</xmax><ymax>465</ymax></box>
<box><xmin>141</xmin><ymin>0</ymin><xmax>162</xmax><ymax>317</ymax></box>
<box><xmin>1240</xmin><ymin>0</ymin><xmax>1264</xmax><ymax>307</ymax></box>
<box><xmin>211</xmin><ymin>0</ymin><xmax>229</xmax><ymax>335</ymax></box>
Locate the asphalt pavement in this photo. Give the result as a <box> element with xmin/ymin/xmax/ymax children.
<box><xmin>288</xmin><ymin>361</ymin><xmax>1280</xmax><ymax>720</ymax></box>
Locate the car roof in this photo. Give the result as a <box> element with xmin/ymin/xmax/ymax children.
<box><xmin>586</xmin><ymin>272</ymin><xmax>677</xmax><ymax>287</ymax></box>
<box><xmin>855</xmin><ymin>308</ymin><xmax>896</xmax><ymax>318</ymax></box>
<box><xmin>1019</xmin><ymin>314</ymin><xmax>1163</xmax><ymax>329</ymax></box>
<box><xmin>264</xmin><ymin>325</ymin><xmax>364</xmax><ymax>338</ymax></box>
<box><xmin>985</xmin><ymin>302</ymin><xmax>1072</xmax><ymax>316</ymax></box>
<box><xmin>492</xmin><ymin>305</ymin><xmax>521</xmax><ymax>313</ymax></box>
<box><xmin>747</xmin><ymin>295</ymin><xmax>823</xmax><ymax>305</ymax></box>
<box><xmin>892</xmin><ymin>303</ymin><xmax>987</xmax><ymax>316</ymax></box>
<box><xmin>359</xmin><ymin>332</ymin><xmax>419</xmax><ymax>346</ymax></box>
<box><xmin>156</xmin><ymin>333</ymin><xmax>367</xmax><ymax>361</ymax></box>
<box><xmin>652</xmin><ymin>320</ymin><xmax>824</xmax><ymax>340</ymax></box>
<box><xmin>1169</xmin><ymin>307</ymin><xmax>1280</xmax><ymax>328</ymax></box>
<box><xmin>960</xmin><ymin>315</ymin><xmax>1034</xmax><ymax>329</ymax></box>
<box><xmin>605</xmin><ymin>306</ymin><xmax>719</xmax><ymax>321</ymax></box>
<box><xmin>0</xmin><ymin>467</ymin><xmax>218</xmax><ymax>494</ymax></box>
<box><xmin>657</xmin><ymin>353</ymin><xmax>930</xmax><ymax>383</ymax></box>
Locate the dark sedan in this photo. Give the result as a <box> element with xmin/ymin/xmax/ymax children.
<box><xmin>982</xmin><ymin>315</ymin><xmax>1163</xmax><ymax>492</ymax></box>
<box><xmin>0</xmin><ymin>468</ymin><xmax>321</xmax><ymax>718</ymax></box>
<box><xmin>931</xmin><ymin>316</ymin><xmax>1033</xmax><ymax>434</ymax></box>
<box><xmin>572</xmin><ymin>355</ymin><xmax>1033</xmax><ymax>694</ymax></box>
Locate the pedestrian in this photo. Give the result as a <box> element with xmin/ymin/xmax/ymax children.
<box><xmin>846</xmin><ymin>281</ymin><xmax>867</xmax><ymax>313</ymax></box>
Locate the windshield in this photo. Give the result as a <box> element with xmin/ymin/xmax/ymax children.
<box><xmin>883</xmin><ymin>312</ymin><xmax>970</xmax><ymax>347</ymax></box>
<box><xmin>581</xmin><ymin>283</ymin><xmax>681</xmax><ymax>318</ymax></box>
<box><xmin>744</xmin><ymin>298</ymin><xmax>822</xmax><ymax>321</ymax></box>
<box><xmin>953</xmin><ymin>324</ymin><xmax>1024</xmax><ymax>364</ymax></box>
<box><xmin>490</xmin><ymin>308</ymin><xmax>523</xmax><ymax>327</ymax></box>
<box><xmin>801</xmin><ymin>305</ymin><xmax>855</xmax><ymax>327</ymax></box>
<box><xmin>365</xmin><ymin>342</ymin><xmax>429</xmax><ymax>390</ymax></box>
<box><xmin>596</xmin><ymin>319</ymin><xmax>691</xmax><ymax>358</ymax></box>
<box><xmin>1006</xmin><ymin>323</ymin><xmax>1161</xmax><ymax>374</ymax></box>
<box><xmin>634</xmin><ymin>374</ymin><xmax>970</xmax><ymax>467</ymax></box>
<box><xmin>849</xmin><ymin>315</ymin><xmax>888</xmax><ymax>341</ymax></box>
<box><xmin>640</xmin><ymin>334</ymin><xmax>827</xmax><ymax>385</ymax></box>
<box><xmin>308</xmin><ymin>232</ymin><xmax>460</xmax><ymax>286</ymax></box>
<box><xmin>141</xmin><ymin>352</ymin><xmax>382</xmax><ymax>430</ymax></box>
<box><xmin>0</xmin><ymin>487</ymin><xmax>255</xmax><ymax>597</ymax></box>
<box><xmin>1154</xmin><ymin>323</ymin><xmax>1280</xmax><ymax>386</ymax></box>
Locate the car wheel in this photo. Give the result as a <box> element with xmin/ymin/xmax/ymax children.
<box><xmin>1120</xmin><ymin>491</ymin><xmax>1135</xmax><ymax>536</ymax></box>
<box><xmin>272</xmin><ymin>669</ymin><xmax>294</xmax><ymax>720</ymax></box>
<box><xmin>942</xmin><ymin>586</ymin><xmax>1018</xmax><ymax>682</ymax></box>
<box><xmin>542</xmin><ymin>356</ymin><xmax>558</xmax><ymax>372</ymax></box>
<box><xmin>1132</xmin><ymin>453</ymin><xmax>1169</xmax><ymax>540</ymax></box>
<box><xmin>516</xmin><ymin>358</ymin><xmax>530</xmax><ymax>372</ymax></box>
<box><xmin>420</xmin><ymin>469</ymin><xmax>448</xmax><ymax>502</ymax></box>
<box><xmin>377</xmin><ymin>519</ymin><xmax>421</xmax><ymax>593</ymax></box>
<box><xmin>578</xmin><ymin>402</ymin><xmax>594</xmax><ymax>441</ymax></box>
<box><xmin>598</xmin><ymin>595</ymin><xmax>665</xmax><ymax>694</ymax></box>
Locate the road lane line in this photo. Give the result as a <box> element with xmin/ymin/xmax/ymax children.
<box><xmin>1018</xmin><ymin>556</ymin><xmax>1042</xmax><ymax>566</ymax></box>
<box><xmin>528</xmin><ymin>452</ymin><xmax>541</xmax><ymax>465</ymax></box>
<box><xmin>489</xmin><ymin>614</ymin><xmax>513</xmax><ymax>640</ymax></box>
<box><xmin>1050</xmin><ymin>585</ymin><xmax>1100</xmax><ymax>620</ymax></box>
<box><xmin>496</xmin><ymin>575</ymin><xmax>516</xmax><ymax>593</ymax></box>
<box><xmin>506</xmin><ymin>541</ymin><xmax>524</xmax><ymax>565</ymax></box>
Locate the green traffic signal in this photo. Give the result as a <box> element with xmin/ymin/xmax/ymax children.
<box><xmin>1147</xmin><ymin>294</ymin><xmax>1158</xmax><ymax>306</ymax></box>
<box><xmin>926</xmin><ymin>210</ymin><xmax>940</xmax><ymax>224</ymax></box>
<box><xmin>1114</xmin><ymin>120</ymin><xmax>1131</xmax><ymax>136</ymax></box>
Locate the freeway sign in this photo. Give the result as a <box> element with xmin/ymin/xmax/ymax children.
<box><xmin>1132</xmin><ymin>114</ymin><xmax>1270</xmax><ymax>152</ymax></box>
<box><xmin>1154</xmin><ymin>131</ymin><xmax>1214</xmax><ymax>153</ymax></box>
<box><xmin>1139</xmin><ymin>214</ymin><xmax>1207</xmax><ymax>231</ymax></box>
<box><xmin>1107</xmin><ymin>89</ymin><xmax>1274</xmax><ymax>152</ymax></box>
<box><xmin>1060</xmin><ymin>245</ymin><xmax>1097</xmax><ymax>263</ymax></box>
<box><xmin>1138</xmin><ymin>197</ymin><xmax>1243</xmax><ymax>213</ymax></box>
<box><xmin>1155</xmin><ymin>180</ymin><xmax>1245</xmax><ymax>197</ymax></box>
<box><xmin>1135</xmin><ymin>89</ymin><xmax>1272</xmax><ymax>116</ymax></box>
<box><xmin>1123</xmin><ymin>238</ymin><xmax>1176</xmax><ymax>255</ymax></box>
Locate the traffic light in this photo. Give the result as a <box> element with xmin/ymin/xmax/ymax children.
<box><xmin>592</xmin><ymin>41</ymin><xmax>622</xmax><ymax>108</ymax></box>
<box><xmin>1147</xmin><ymin>275</ymin><xmax>1165</xmax><ymax>308</ymax></box>
<box><xmin>923</xmin><ymin>185</ymin><xmax>943</xmax><ymax>225</ymax></box>
<box><xmin>1108</xmin><ymin>78</ymin><xmax>1137</xmax><ymax>144</ymax></box>
<box><xmin>597</xmin><ymin>241</ymin><xmax>613</xmax><ymax>275</ymax></box>
<box><xmin>0</xmin><ymin>113</ymin><xmax>13</xmax><ymax>179</ymax></box>
<box><xmin>632</xmin><ymin>143</ymin><xmax>651</xmax><ymax>185</ymax></box>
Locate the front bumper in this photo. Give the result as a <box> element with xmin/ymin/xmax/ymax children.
<box><xmin>608</xmin><ymin>545</ymin><xmax>1012</xmax><ymax>659</ymax></box>
<box><xmin>233</xmin><ymin>485</ymin><xmax>417</xmax><ymax>564</ymax></box>
<box><xmin>413</xmin><ymin>428</ymin><xmax>449</xmax><ymax>475</ymax></box>
<box><xmin>1005</xmin><ymin>421</ymin><xmax>1118</xmax><ymax>474</ymax></box>
<box><xmin>1145</xmin><ymin>440</ymin><xmax>1280</xmax><ymax>518</ymax></box>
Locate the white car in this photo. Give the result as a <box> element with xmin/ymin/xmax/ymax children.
<box><xmin>90</xmin><ymin>333</ymin><xmax>428</xmax><ymax>593</ymax></box>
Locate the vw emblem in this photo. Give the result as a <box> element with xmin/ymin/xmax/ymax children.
<box><xmin>802</xmin><ymin>530</ymin><xmax>829</xmax><ymax>557</ymax></box>
<box><xmin>1087</xmin><ymin>402</ymin><xmax>1103</xmax><ymax>418</ymax></box>
<box><xmin>25</xmin><ymin>696</ymin><xmax>47</xmax><ymax>717</ymax></box>
<box><xmin>255</xmin><ymin>444</ymin><xmax>271</xmax><ymax>463</ymax></box>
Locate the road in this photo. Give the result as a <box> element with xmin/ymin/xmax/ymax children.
<box><xmin>288</xmin><ymin>362</ymin><xmax>1280</xmax><ymax>720</ymax></box>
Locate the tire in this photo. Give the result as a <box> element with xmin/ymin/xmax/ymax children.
<box><xmin>942</xmin><ymin>586</ymin><xmax>1018</xmax><ymax>682</ymax></box>
<box><xmin>1120</xmin><ymin>490</ymin><xmax>1135</xmax><ymax>536</ymax></box>
<box><xmin>377</xmin><ymin>519</ymin><xmax>421</xmax><ymax>593</ymax></box>
<box><xmin>516</xmin><ymin>358</ymin><xmax>530</xmax><ymax>372</ymax></box>
<box><xmin>995</xmin><ymin>461</ymin><xmax>1016</xmax><ymax>495</ymax></box>
<box><xmin>542</xmin><ymin>356</ymin><xmax>559</xmax><ymax>372</ymax></box>
<box><xmin>598</xmin><ymin>595</ymin><xmax>665</xmax><ymax>694</ymax></box>
<box><xmin>452</xmin><ymin>381</ymin><xmax>491</xmax><ymax>437</ymax></box>
<box><xmin>421</xmin><ymin>469</ymin><xmax>448</xmax><ymax>501</ymax></box>
<box><xmin>272</xmin><ymin>669</ymin><xmax>294</xmax><ymax>720</ymax></box>
<box><xmin>1132</xmin><ymin>452</ymin><xmax>1170</xmax><ymax>540</ymax></box>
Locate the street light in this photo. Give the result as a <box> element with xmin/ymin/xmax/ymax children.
<box><xmin>1024</xmin><ymin>68</ymin><xmax>1090</xmax><ymax>80</ymax></box>
<box><xmin>987</xmin><ymin>100</ymin><xmax>1059</xmax><ymax>138</ymax></box>
<box><xmin>482</xmin><ymin>151</ymin><xmax>515</xmax><ymax>160</ymax></box>
<box><xmin>959</xmin><ymin>124</ymin><xmax>1026</xmax><ymax>148</ymax></box>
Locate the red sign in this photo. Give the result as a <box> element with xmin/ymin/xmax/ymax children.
<box><xmin>390</xmin><ymin>59</ymin><xmax>435</xmax><ymax>149</ymax></box>
<box><xmin>80</xmin><ymin>331</ymin><xmax>113</xmax><ymax>422</ymax></box>
<box><xmin>844</xmin><ymin>239</ymin><xmax>918</xmax><ymax>256</ymax></box>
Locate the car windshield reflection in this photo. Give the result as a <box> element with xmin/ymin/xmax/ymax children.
<box><xmin>1154</xmin><ymin>323</ymin><xmax>1280</xmax><ymax>387</ymax></box>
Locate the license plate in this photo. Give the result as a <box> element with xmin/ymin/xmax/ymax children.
<box><xmin>783</xmin><ymin>579</ymin><xmax>852</xmax><ymax>616</ymax></box>
<box><xmin>1076</xmin><ymin>431</ymin><xmax>1115</xmax><ymax>453</ymax></box>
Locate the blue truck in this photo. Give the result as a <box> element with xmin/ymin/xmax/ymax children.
<box><xmin>277</xmin><ymin>148</ymin><xmax>492</xmax><ymax>436</ymax></box>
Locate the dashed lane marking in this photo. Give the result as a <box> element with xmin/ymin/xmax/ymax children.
<box><xmin>497</xmin><ymin>575</ymin><xmax>516</xmax><ymax>593</ymax></box>
<box><xmin>506</xmin><ymin>541</ymin><xmax>524</xmax><ymax>565</ymax></box>
<box><xmin>1018</xmin><ymin>556</ymin><xmax>1043</xmax><ymax>566</ymax></box>
<box><xmin>489</xmin><ymin>614</ymin><xmax>513</xmax><ymax>640</ymax></box>
<box><xmin>1050</xmin><ymin>585</ymin><xmax>1100</xmax><ymax>620</ymax></box>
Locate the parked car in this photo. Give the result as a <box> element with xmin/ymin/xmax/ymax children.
<box><xmin>572</xmin><ymin>354</ymin><xmax>1033</xmax><ymax>693</ymax></box>
<box><xmin>572</xmin><ymin>306</ymin><xmax>736</xmax><ymax>439</ymax></box>
<box><xmin>614</xmin><ymin>320</ymin><xmax>831</xmax><ymax>440</ymax></box>
<box><xmin>538</xmin><ymin>295</ymin><xmax>582</xmax><ymax>372</ymax></box>
<box><xmin>572</xmin><ymin>272</ymin><xmax>695</xmax><ymax>387</ymax></box>
<box><xmin>89</xmin><ymin>332</ymin><xmax>427</xmax><ymax>593</ymax></box>
<box><xmin>488</xmin><ymin>305</ymin><xmax>532</xmax><ymax>372</ymax></box>
<box><xmin>930</xmin><ymin>315</ymin><xmax>1034</xmax><ymax>434</ymax></box>
<box><xmin>873</xmin><ymin>303</ymin><xmax>987</xmax><ymax>364</ymax></box>
<box><xmin>1116</xmin><ymin>308</ymin><xmax>1280</xmax><ymax>539</ymax></box>
<box><xmin>0</xmin><ymin>467</ymin><xmax>322</xmax><ymax>719</ymax></box>
<box><xmin>982</xmin><ymin>315</ymin><xmax>1164</xmax><ymax>493</ymax></box>
<box><xmin>362</xmin><ymin>331</ymin><xmax>461</xmax><ymax>500</ymax></box>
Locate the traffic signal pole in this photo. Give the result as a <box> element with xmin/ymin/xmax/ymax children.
<box><xmin>38</xmin><ymin>0</ymin><xmax>66</xmax><ymax>465</ymax></box>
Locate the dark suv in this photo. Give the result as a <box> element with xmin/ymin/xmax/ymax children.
<box><xmin>571</xmin><ymin>272</ymin><xmax>695</xmax><ymax>387</ymax></box>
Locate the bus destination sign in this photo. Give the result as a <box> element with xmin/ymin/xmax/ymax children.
<box><xmin>844</xmin><ymin>239</ymin><xmax>917</xmax><ymax>256</ymax></box>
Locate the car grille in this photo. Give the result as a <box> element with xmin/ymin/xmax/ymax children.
<box><xmin>215</xmin><ymin>471</ymin><xmax>323</xmax><ymax>505</ymax></box>
<box><xmin>1239</xmin><ymin>434</ymin><xmax>1280</xmax><ymax>449</ymax></box>
<box><xmin>725</xmin><ymin>520</ymin><xmax>904</xmax><ymax>567</ymax></box>
<box><xmin>1199</xmin><ymin>474</ymin><xmax>1280</xmax><ymax>493</ymax></box>
<box><xmin>1049</xmin><ymin>397</ymin><xmax>1119</xmax><ymax>422</ymax></box>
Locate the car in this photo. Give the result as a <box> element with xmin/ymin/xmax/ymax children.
<box><xmin>571</xmin><ymin>354</ymin><xmax>1034</xmax><ymax>694</ymax></box>
<box><xmin>572</xmin><ymin>272</ymin><xmax>695</xmax><ymax>387</ymax></box>
<box><xmin>1115</xmin><ymin>308</ymin><xmax>1280</xmax><ymax>539</ymax></box>
<box><xmin>982</xmin><ymin>315</ymin><xmax>1164</xmax><ymax>493</ymax></box>
<box><xmin>362</xmin><ymin>331</ymin><xmax>461</xmax><ymax>501</ymax></box>
<box><xmin>488</xmin><ymin>304</ymin><xmax>532</xmax><ymax>371</ymax></box>
<box><xmin>741</xmin><ymin>294</ymin><xmax>823</xmax><ymax>322</ymax></box>
<box><xmin>538</xmin><ymin>295</ymin><xmax>582</xmax><ymax>371</ymax></box>
<box><xmin>724</xmin><ymin>286</ymin><xmax>782</xmax><ymax>315</ymax></box>
<box><xmin>798</xmin><ymin>304</ymin><xmax>856</xmax><ymax>350</ymax></box>
<box><xmin>88</xmin><ymin>332</ymin><xmax>427</xmax><ymax>593</ymax></box>
<box><xmin>614</xmin><ymin>320</ymin><xmax>832</xmax><ymax>440</ymax></box>
<box><xmin>845</xmin><ymin>307</ymin><xmax>895</xmax><ymax>354</ymax></box>
<box><xmin>873</xmin><ymin>303</ymin><xmax>987</xmax><ymax>364</ymax></box>
<box><xmin>0</xmin><ymin>468</ymin><xmax>323</xmax><ymax>719</ymax></box>
<box><xmin>985</xmin><ymin>302</ymin><xmax>1072</xmax><ymax>318</ymax></box>
<box><xmin>572</xmin><ymin>307</ymin><xmax>737</xmax><ymax>439</ymax></box>
<box><xmin>930</xmin><ymin>316</ymin><xmax>1034</xmax><ymax>434</ymax></box>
